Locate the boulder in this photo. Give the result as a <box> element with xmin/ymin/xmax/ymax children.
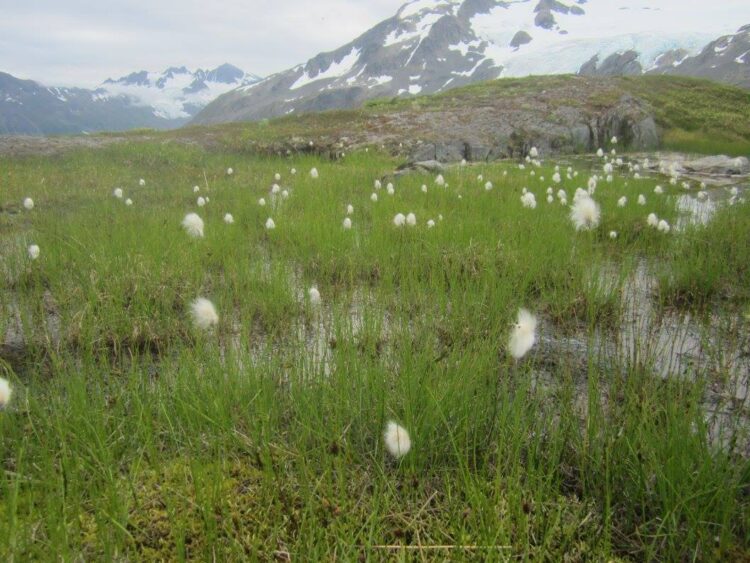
<box><xmin>683</xmin><ymin>155</ymin><xmax>750</xmax><ymax>175</ymax></box>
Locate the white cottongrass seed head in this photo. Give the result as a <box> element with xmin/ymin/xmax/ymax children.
<box><xmin>274</xmin><ymin>172</ymin><xmax>281</xmax><ymax>181</ymax></box>
<box><xmin>308</xmin><ymin>286</ymin><xmax>321</xmax><ymax>305</ymax></box>
<box><xmin>370</xmin><ymin>192</ymin><xmax>378</xmax><ymax>202</ymax></box>
<box><xmin>310</xmin><ymin>167</ymin><xmax>319</xmax><ymax>179</ymax></box>
<box><xmin>383</xmin><ymin>421</ymin><xmax>411</xmax><ymax>459</ymax></box>
<box><xmin>427</xmin><ymin>219</ymin><xmax>435</xmax><ymax>228</ymax></box>
<box><xmin>617</xmin><ymin>196</ymin><xmax>627</xmax><ymax>207</ymax></box>
<box><xmin>23</xmin><ymin>197</ymin><xmax>34</xmax><ymax>210</ymax></box>
<box><xmin>570</xmin><ymin>196</ymin><xmax>601</xmax><ymax>231</ymax></box>
<box><xmin>654</xmin><ymin>185</ymin><xmax>664</xmax><ymax>195</ymax></box>
<box><xmin>521</xmin><ymin>192</ymin><xmax>537</xmax><ymax>209</ymax></box>
<box><xmin>28</xmin><ymin>244</ymin><xmax>40</xmax><ymax>260</ymax></box>
<box><xmin>258</xmin><ymin>198</ymin><xmax>266</xmax><ymax>207</ymax></box>
<box><xmin>139</xmin><ymin>178</ymin><xmax>146</xmax><ymax>186</ymax></box>
<box><xmin>193</xmin><ymin>185</ymin><xmax>200</xmax><ymax>193</ymax></box>
<box><xmin>0</xmin><ymin>377</ymin><xmax>12</xmax><ymax>408</ymax></box>
<box><xmin>182</xmin><ymin>213</ymin><xmax>204</xmax><ymax>238</ymax></box>
<box><xmin>435</xmin><ymin>174</ymin><xmax>445</xmax><ymax>187</ymax></box>
<box><xmin>609</xmin><ymin>231</ymin><xmax>618</xmax><ymax>239</ymax></box>
<box><xmin>657</xmin><ymin>219</ymin><xmax>671</xmax><ymax>233</ymax></box>
<box><xmin>406</xmin><ymin>212</ymin><xmax>417</xmax><ymax>227</ymax></box>
<box><xmin>265</xmin><ymin>217</ymin><xmax>276</xmax><ymax>230</ymax></box>
<box><xmin>343</xmin><ymin>217</ymin><xmax>352</xmax><ymax>230</ymax></box>
<box><xmin>226</xmin><ymin>168</ymin><xmax>233</xmax><ymax>176</ymax></box>
<box><xmin>638</xmin><ymin>194</ymin><xmax>646</xmax><ymax>205</ymax></box>
<box><xmin>190</xmin><ymin>297</ymin><xmax>219</xmax><ymax>330</ymax></box>
<box><xmin>421</xmin><ymin>184</ymin><xmax>427</xmax><ymax>193</ymax></box>
<box><xmin>125</xmin><ymin>198</ymin><xmax>133</xmax><ymax>206</ymax></box>
<box><xmin>113</xmin><ymin>188</ymin><xmax>123</xmax><ymax>199</ymax></box>
<box><xmin>393</xmin><ymin>213</ymin><xmax>406</xmax><ymax>227</ymax></box>
<box><xmin>485</xmin><ymin>181</ymin><xmax>493</xmax><ymax>191</ymax></box>
<box><xmin>647</xmin><ymin>213</ymin><xmax>659</xmax><ymax>227</ymax></box>
<box><xmin>197</xmin><ymin>196</ymin><xmax>206</xmax><ymax>207</ymax></box>
<box><xmin>223</xmin><ymin>213</ymin><xmax>234</xmax><ymax>224</ymax></box>
<box><xmin>346</xmin><ymin>204</ymin><xmax>354</xmax><ymax>215</ymax></box>
<box><xmin>508</xmin><ymin>308</ymin><xmax>537</xmax><ymax>359</ymax></box>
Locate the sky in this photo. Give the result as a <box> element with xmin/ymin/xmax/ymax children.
<box><xmin>0</xmin><ymin>0</ymin><xmax>407</xmax><ymax>87</ymax></box>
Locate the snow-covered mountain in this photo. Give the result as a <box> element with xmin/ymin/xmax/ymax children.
<box><xmin>194</xmin><ymin>0</ymin><xmax>750</xmax><ymax>125</ymax></box>
<box><xmin>100</xmin><ymin>64</ymin><xmax>262</xmax><ymax>120</ymax></box>
<box><xmin>0</xmin><ymin>64</ymin><xmax>261</xmax><ymax>135</ymax></box>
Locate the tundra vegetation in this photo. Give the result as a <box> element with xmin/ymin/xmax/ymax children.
<box><xmin>0</xmin><ymin>78</ymin><xmax>749</xmax><ymax>560</ymax></box>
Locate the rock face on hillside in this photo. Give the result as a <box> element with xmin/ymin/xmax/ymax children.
<box><xmin>650</xmin><ymin>25</ymin><xmax>750</xmax><ymax>89</ymax></box>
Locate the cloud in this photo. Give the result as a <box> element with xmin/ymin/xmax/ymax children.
<box><xmin>0</xmin><ymin>0</ymin><xmax>406</xmax><ymax>86</ymax></box>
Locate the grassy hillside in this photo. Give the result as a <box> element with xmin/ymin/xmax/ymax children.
<box><xmin>171</xmin><ymin>75</ymin><xmax>750</xmax><ymax>157</ymax></box>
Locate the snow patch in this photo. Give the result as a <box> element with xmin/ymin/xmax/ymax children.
<box><xmin>290</xmin><ymin>48</ymin><xmax>361</xmax><ymax>90</ymax></box>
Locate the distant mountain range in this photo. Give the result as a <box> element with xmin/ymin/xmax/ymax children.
<box><xmin>194</xmin><ymin>0</ymin><xmax>750</xmax><ymax>125</ymax></box>
<box><xmin>0</xmin><ymin>64</ymin><xmax>260</xmax><ymax>135</ymax></box>
<box><xmin>3</xmin><ymin>0</ymin><xmax>750</xmax><ymax>135</ymax></box>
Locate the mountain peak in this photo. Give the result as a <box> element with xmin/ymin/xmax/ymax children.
<box><xmin>194</xmin><ymin>0</ymin><xmax>750</xmax><ymax>126</ymax></box>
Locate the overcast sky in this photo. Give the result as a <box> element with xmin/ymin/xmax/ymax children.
<box><xmin>0</xmin><ymin>0</ymin><xmax>406</xmax><ymax>87</ymax></box>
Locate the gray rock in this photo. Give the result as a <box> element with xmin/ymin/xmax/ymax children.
<box><xmin>410</xmin><ymin>143</ymin><xmax>437</xmax><ymax>162</ymax></box>
<box><xmin>466</xmin><ymin>143</ymin><xmax>491</xmax><ymax>161</ymax></box>
<box><xmin>510</xmin><ymin>30</ymin><xmax>533</xmax><ymax>48</ymax></box>
<box><xmin>435</xmin><ymin>141</ymin><xmax>467</xmax><ymax>162</ymax></box>
<box><xmin>683</xmin><ymin>155</ymin><xmax>750</xmax><ymax>175</ymax></box>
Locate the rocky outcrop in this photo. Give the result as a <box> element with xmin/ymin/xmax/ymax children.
<box><xmin>579</xmin><ymin>51</ymin><xmax>643</xmax><ymax>77</ymax></box>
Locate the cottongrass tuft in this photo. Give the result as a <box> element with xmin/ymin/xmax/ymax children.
<box><xmin>274</xmin><ymin>172</ymin><xmax>281</xmax><ymax>181</ymax></box>
<box><xmin>281</xmin><ymin>190</ymin><xmax>289</xmax><ymax>199</ymax></box>
<box><xmin>291</xmin><ymin>168</ymin><xmax>297</xmax><ymax>175</ymax></box>
<box><xmin>484</xmin><ymin>181</ymin><xmax>493</xmax><ymax>191</ymax></box>
<box><xmin>406</xmin><ymin>213</ymin><xmax>417</xmax><ymax>227</ymax></box>
<box><xmin>190</xmin><ymin>297</ymin><xmax>219</xmax><ymax>330</ymax></box>
<box><xmin>647</xmin><ymin>213</ymin><xmax>659</xmax><ymax>227</ymax></box>
<box><xmin>638</xmin><ymin>194</ymin><xmax>646</xmax><ymax>205</ymax></box>
<box><xmin>308</xmin><ymin>286</ymin><xmax>321</xmax><ymax>305</ymax></box>
<box><xmin>393</xmin><ymin>213</ymin><xmax>406</xmax><ymax>227</ymax></box>
<box><xmin>570</xmin><ymin>196</ymin><xmax>601</xmax><ymax>231</ymax></box>
<box><xmin>617</xmin><ymin>196</ymin><xmax>627</xmax><ymax>207</ymax></box>
<box><xmin>28</xmin><ymin>244</ymin><xmax>40</xmax><ymax>260</ymax></box>
<box><xmin>139</xmin><ymin>178</ymin><xmax>146</xmax><ymax>186</ymax></box>
<box><xmin>427</xmin><ymin>219</ymin><xmax>435</xmax><ymax>228</ymax></box>
<box><xmin>182</xmin><ymin>213</ymin><xmax>204</xmax><ymax>238</ymax></box>
<box><xmin>374</xmin><ymin>179</ymin><xmax>382</xmax><ymax>190</ymax></box>
<box><xmin>552</xmin><ymin>172</ymin><xmax>561</xmax><ymax>184</ymax></box>
<box><xmin>657</xmin><ymin>219</ymin><xmax>671</xmax><ymax>233</ymax></box>
<box><xmin>609</xmin><ymin>231</ymin><xmax>618</xmax><ymax>239</ymax></box>
<box><xmin>654</xmin><ymin>185</ymin><xmax>664</xmax><ymax>195</ymax></box>
<box><xmin>0</xmin><ymin>377</ymin><xmax>12</xmax><ymax>408</ymax></box>
<box><xmin>197</xmin><ymin>197</ymin><xmax>206</xmax><ymax>207</ymax></box>
<box><xmin>597</xmin><ymin>148</ymin><xmax>604</xmax><ymax>158</ymax></box>
<box><xmin>521</xmin><ymin>192</ymin><xmax>537</xmax><ymax>209</ymax></box>
<box><xmin>265</xmin><ymin>217</ymin><xmax>276</xmax><ymax>230</ymax></box>
<box><xmin>346</xmin><ymin>204</ymin><xmax>354</xmax><ymax>215</ymax></box>
<box><xmin>125</xmin><ymin>198</ymin><xmax>133</xmax><ymax>206</ymax></box>
<box><xmin>383</xmin><ymin>421</ymin><xmax>411</xmax><ymax>459</ymax></box>
<box><xmin>546</xmin><ymin>194</ymin><xmax>553</xmax><ymax>204</ymax></box>
<box><xmin>223</xmin><ymin>213</ymin><xmax>234</xmax><ymax>224</ymax></box>
<box><xmin>226</xmin><ymin>168</ymin><xmax>234</xmax><ymax>176</ymax></box>
<box><xmin>508</xmin><ymin>308</ymin><xmax>537</xmax><ymax>359</ymax></box>
<box><xmin>343</xmin><ymin>217</ymin><xmax>352</xmax><ymax>230</ymax></box>
<box><xmin>23</xmin><ymin>197</ymin><xmax>34</xmax><ymax>210</ymax></box>
<box><xmin>113</xmin><ymin>188</ymin><xmax>123</xmax><ymax>199</ymax></box>
<box><xmin>529</xmin><ymin>146</ymin><xmax>539</xmax><ymax>158</ymax></box>
<box><xmin>258</xmin><ymin>198</ymin><xmax>266</xmax><ymax>207</ymax></box>
<box><xmin>370</xmin><ymin>193</ymin><xmax>378</xmax><ymax>202</ymax></box>
<box><xmin>387</xmin><ymin>184</ymin><xmax>395</xmax><ymax>195</ymax></box>
<box><xmin>435</xmin><ymin>175</ymin><xmax>445</xmax><ymax>187</ymax></box>
<box><xmin>310</xmin><ymin>167</ymin><xmax>319</xmax><ymax>179</ymax></box>
<box><xmin>271</xmin><ymin>184</ymin><xmax>281</xmax><ymax>194</ymax></box>
<box><xmin>421</xmin><ymin>184</ymin><xmax>427</xmax><ymax>193</ymax></box>
<box><xmin>193</xmin><ymin>185</ymin><xmax>200</xmax><ymax>193</ymax></box>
